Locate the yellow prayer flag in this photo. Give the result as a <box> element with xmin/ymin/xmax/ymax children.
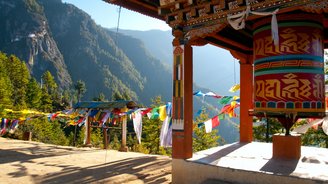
<box><xmin>159</xmin><ymin>105</ymin><xmax>167</xmax><ymax>121</ymax></box>
<box><xmin>94</xmin><ymin>111</ymin><xmax>101</xmax><ymax>121</ymax></box>
<box><xmin>229</xmin><ymin>84</ymin><xmax>240</xmax><ymax>93</ymax></box>
<box><xmin>233</xmin><ymin>96</ymin><xmax>239</xmax><ymax>100</ymax></box>
<box><xmin>231</xmin><ymin>101</ymin><xmax>237</xmax><ymax>108</ymax></box>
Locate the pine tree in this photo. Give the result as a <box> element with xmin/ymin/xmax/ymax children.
<box><xmin>0</xmin><ymin>52</ymin><xmax>13</xmax><ymax>111</ymax></box>
<box><xmin>41</xmin><ymin>71</ymin><xmax>63</xmax><ymax>110</ymax></box>
<box><xmin>42</xmin><ymin>71</ymin><xmax>58</xmax><ymax>95</ymax></box>
<box><xmin>40</xmin><ymin>87</ymin><xmax>53</xmax><ymax>112</ymax></box>
<box><xmin>74</xmin><ymin>80</ymin><xmax>86</xmax><ymax>102</ymax></box>
<box><xmin>253</xmin><ymin>118</ymin><xmax>284</xmax><ymax>142</ymax></box>
<box><xmin>26</xmin><ymin>78</ymin><xmax>42</xmax><ymax>109</ymax></box>
<box><xmin>5</xmin><ymin>55</ymin><xmax>30</xmax><ymax>109</ymax></box>
<box><xmin>193</xmin><ymin>111</ymin><xmax>220</xmax><ymax>152</ymax></box>
<box><xmin>111</xmin><ymin>90</ymin><xmax>123</xmax><ymax>101</ymax></box>
<box><xmin>93</xmin><ymin>92</ymin><xmax>106</xmax><ymax>101</ymax></box>
<box><xmin>61</xmin><ymin>89</ymin><xmax>72</xmax><ymax>108</ymax></box>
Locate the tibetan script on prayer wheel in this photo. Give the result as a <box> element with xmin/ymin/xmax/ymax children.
<box><xmin>253</xmin><ymin>13</ymin><xmax>325</xmax><ymax>118</ymax></box>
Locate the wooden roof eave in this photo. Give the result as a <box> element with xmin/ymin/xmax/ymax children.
<box><xmin>104</xmin><ymin>0</ymin><xmax>165</xmax><ymax>20</ymax></box>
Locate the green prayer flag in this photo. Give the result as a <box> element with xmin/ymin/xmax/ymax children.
<box><xmin>218</xmin><ymin>113</ymin><xmax>225</xmax><ymax>120</ymax></box>
<box><xmin>219</xmin><ymin>96</ymin><xmax>232</xmax><ymax>105</ymax></box>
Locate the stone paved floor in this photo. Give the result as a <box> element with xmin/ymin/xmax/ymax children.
<box><xmin>188</xmin><ymin>142</ymin><xmax>328</xmax><ymax>183</ymax></box>
<box><xmin>0</xmin><ymin>137</ymin><xmax>172</xmax><ymax>184</ymax></box>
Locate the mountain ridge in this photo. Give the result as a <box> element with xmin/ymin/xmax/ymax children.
<box><xmin>0</xmin><ymin>0</ymin><xmax>239</xmax><ymax>143</ymax></box>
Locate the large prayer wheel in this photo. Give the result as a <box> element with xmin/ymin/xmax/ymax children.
<box><xmin>253</xmin><ymin>13</ymin><xmax>325</xmax><ymax>120</ymax></box>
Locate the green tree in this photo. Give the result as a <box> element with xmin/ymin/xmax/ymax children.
<box><xmin>109</xmin><ymin>133</ymin><xmax>121</xmax><ymax>150</ymax></box>
<box><xmin>17</xmin><ymin>117</ymin><xmax>69</xmax><ymax>146</ymax></box>
<box><xmin>61</xmin><ymin>89</ymin><xmax>73</xmax><ymax>108</ymax></box>
<box><xmin>41</xmin><ymin>71</ymin><xmax>63</xmax><ymax>111</ymax></box>
<box><xmin>301</xmin><ymin>127</ymin><xmax>328</xmax><ymax>148</ymax></box>
<box><xmin>90</xmin><ymin>128</ymin><xmax>104</xmax><ymax>148</ymax></box>
<box><xmin>111</xmin><ymin>90</ymin><xmax>123</xmax><ymax>101</ymax></box>
<box><xmin>0</xmin><ymin>52</ymin><xmax>13</xmax><ymax>112</ymax></box>
<box><xmin>42</xmin><ymin>71</ymin><xmax>57</xmax><ymax>95</ymax></box>
<box><xmin>40</xmin><ymin>87</ymin><xmax>53</xmax><ymax>112</ymax></box>
<box><xmin>253</xmin><ymin>118</ymin><xmax>284</xmax><ymax>142</ymax></box>
<box><xmin>93</xmin><ymin>92</ymin><xmax>106</xmax><ymax>101</ymax></box>
<box><xmin>26</xmin><ymin>78</ymin><xmax>42</xmax><ymax>109</ymax></box>
<box><xmin>74</xmin><ymin>80</ymin><xmax>86</xmax><ymax>102</ymax></box>
<box><xmin>193</xmin><ymin>111</ymin><xmax>220</xmax><ymax>152</ymax></box>
<box><xmin>5</xmin><ymin>55</ymin><xmax>30</xmax><ymax>109</ymax></box>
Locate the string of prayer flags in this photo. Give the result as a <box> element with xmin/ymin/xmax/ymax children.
<box><xmin>50</xmin><ymin>113</ymin><xmax>59</xmax><ymax>121</ymax></box>
<box><xmin>94</xmin><ymin>111</ymin><xmax>102</xmax><ymax>120</ymax></box>
<box><xmin>205</xmin><ymin>92</ymin><xmax>222</xmax><ymax>98</ymax></box>
<box><xmin>193</xmin><ymin>91</ymin><xmax>222</xmax><ymax>98</ymax></box>
<box><xmin>160</xmin><ymin>102</ymin><xmax>172</xmax><ymax>147</ymax></box>
<box><xmin>194</xmin><ymin>91</ymin><xmax>205</xmax><ymax>97</ymax></box>
<box><xmin>221</xmin><ymin>103</ymin><xmax>240</xmax><ymax>117</ymax></box>
<box><xmin>0</xmin><ymin>118</ymin><xmax>21</xmax><ymax>136</ymax></box>
<box><xmin>9</xmin><ymin>120</ymin><xmax>19</xmax><ymax>134</ymax></box>
<box><xmin>229</xmin><ymin>84</ymin><xmax>240</xmax><ymax>93</ymax></box>
<box><xmin>100</xmin><ymin>111</ymin><xmax>111</xmax><ymax>124</ymax></box>
<box><xmin>204</xmin><ymin>116</ymin><xmax>220</xmax><ymax>133</ymax></box>
<box><xmin>132</xmin><ymin>110</ymin><xmax>143</xmax><ymax>144</ymax></box>
<box><xmin>89</xmin><ymin>109</ymin><xmax>99</xmax><ymax>117</ymax></box>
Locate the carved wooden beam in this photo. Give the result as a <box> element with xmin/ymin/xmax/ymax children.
<box><xmin>230</xmin><ymin>50</ymin><xmax>253</xmax><ymax>64</ymax></box>
<box><xmin>211</xmin><ymin>34</ymin><xmax>252</xmax><ymax>52</ymax></box>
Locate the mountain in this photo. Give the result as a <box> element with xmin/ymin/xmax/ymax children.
<box><xmin>0</xmin><ymin>0</ymin><xmax>71</xmax><ymax>88</ymax></box>
<box><xmin>0</xmin><ymin>0</ymin><xmax>238</xmax><ymax>143</ymax></box>
<box><xmin>118</xmin><ymin>29</ymin><xmax>240</xmax><ymax>95</ymax></box>
<box><xmin>118</xmin><ymin>30</ymin><xmax>241</xmax><ymax>143</ymax></box>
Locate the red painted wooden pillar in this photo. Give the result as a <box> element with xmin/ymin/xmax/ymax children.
<box><xmin>240</xmin><ymin>60</ymin><xmax>253</xmax><ymax>142</ymax></box>
<box><xmin>172</xmin><ymin>30</ymin><xmax>193</xmax><ymax>159</ymax></box>
<box><xmin>231</xmin><ymin>51</ymin><xmax>253</xmax><ymax>143</ymax></box>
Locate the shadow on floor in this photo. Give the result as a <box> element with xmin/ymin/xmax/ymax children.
<box><xmin>193</xmin><ymin>142</ymin><xmax>248</xmax><ymax>165</ymax></box>
<box><xmin>260</xmin><ymin>158</ymin><xmax>298</xmax><ymax>175</ymax></box>
<box><xmin>1</xmin><ymin>140</ymin><xmax>171</xmax><ymax>183</ymax></box>
<box><xmin>35</xmin><ymin>156</ymin><xmax>171</xmax><ymax>184</ymax></box>
<box><xmin>0</xmin><ymin>143</ymin><xmax>95</xmax><ymax>164</ymax></box>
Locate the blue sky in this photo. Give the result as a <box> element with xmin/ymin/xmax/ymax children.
<box><xmin>62</xmin><ymin>0</ymin><xmax>170</xmax><ymax>31</ymax></box>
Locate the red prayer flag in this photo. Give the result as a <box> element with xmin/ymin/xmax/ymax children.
<box><xmin>212</xmin><ymin>116</ymin><xmax>220</xmax><ymax>128</ymax></box>
<box><xmin>141</xmin><ymin>108</ymin><xmax>152</xmax><ymax>116</ymax></box>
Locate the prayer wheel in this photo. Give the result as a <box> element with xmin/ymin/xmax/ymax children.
<box><xmin>253</xmin><ymin>13</ymin><xmax>325</xmax><ymax>133</ymax></box>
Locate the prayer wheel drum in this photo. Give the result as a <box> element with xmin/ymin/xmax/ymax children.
<box><xmin>253</xmin><ymin>13</ymin><xmax>325</xmax><ymax>132</ymax></box>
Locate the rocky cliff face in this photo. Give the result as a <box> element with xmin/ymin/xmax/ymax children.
<box><xmin>0</xmin><ymin>0</ymin><xmax>72</xmax><ymax>88</ymax></box>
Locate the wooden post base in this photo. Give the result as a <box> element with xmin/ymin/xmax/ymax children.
<box><xmin>272</xmin><ymin>133</ymin><xmax>301</xmax><ymax>160</ymax></box>
<box><xmin>22</xmin><ymin>131</ymin><xmax>32</xmax><ymax>141</ymax></box>
<box><xmin>84</xmin><ymin>144</ymin><xmax>93</xmax><ymax>148</ymax></box>
<box><xmin>119</xmin><ymin>146</ymin><xmax>128</xmax><ymax>152</ymax></box>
